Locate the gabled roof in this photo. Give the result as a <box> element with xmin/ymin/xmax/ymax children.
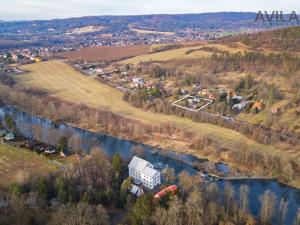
<box><xmin>143</xmin><ymin>166</ymin><xmax>159</xmax><ymax>177</ymax></box>
<box><xmin>128</xmin><ymin>156</ymin><xmax>149</xmax><ymax>171</ymax></box>
<box><xmin>128</xmin><ymin>156</ymin><xmax>158</xmax><ymax>177</ymax></box>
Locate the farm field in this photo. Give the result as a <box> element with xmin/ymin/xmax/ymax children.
<box><xmin>0</xmin><ymin>143</ymin><xmax>57</xmax><ymax>188</ymax></box>
<box><xmin>59</xmin><ymin>45</ymin><xmax>150</xmax><ymax>61</ymax></box>
<box><xmin>121</xmin><ymin>45</ymin><xmax>213</xmax><ymax>64</ymax></box>
<box><xmin>15</xmin><ymin>61</ymin><xmax>299</xmax><ymax>166</ymax></box>
<box><xmin>121</xmin><ymin>42</ymin><xmax>253</xmax><ymax>64</ymax></box>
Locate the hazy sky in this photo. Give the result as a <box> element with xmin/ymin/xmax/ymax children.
<box><xmin>0</xmin><ymin>0</ymin><xmax>299</xmax><ymax>21</ymax></box>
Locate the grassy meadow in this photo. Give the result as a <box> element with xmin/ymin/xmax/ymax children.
<box><xmin>0</xmin><ymin>143</ymin><xmax>57</xmax><ymax>188</ymax></box>
<box><xmin>121</xmin><ymin>42</ymin><xmax>251</xmax><ymax>64</ymax></box>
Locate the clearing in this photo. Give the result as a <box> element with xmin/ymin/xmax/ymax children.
<box><xmin>16</xmin><ymin>61</ymin><xmax>299</xmax><ymax>165</ymax></box>
<box><xmin>0</xmin><ymin>143</ymin><xmax>57</xmax><ymax>188</ymax></box>
<box><xmin>130</xmin><ymin>28</ymin><xmax>175</xmax><ymax>36</ymax></box>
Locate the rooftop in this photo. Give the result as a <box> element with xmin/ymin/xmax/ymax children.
<box><xmin>128</xmin><ymin>156</ymin><xmax>158</xmax><ymax>177</ymax></box>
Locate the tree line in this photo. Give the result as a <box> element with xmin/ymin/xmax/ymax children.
<box><xmin>1</xmin><ymin>149</ymin><xmax>300</xmax><ymax>225</ymax></box>
<box><xmin>220</xmin><ymin>26</ymin><xmax>300</xmax><ymax>52</ymax></box>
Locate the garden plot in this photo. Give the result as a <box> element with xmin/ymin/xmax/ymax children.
<box><xmin>172</xmin><ymin>95</ymin><xmax>213</xmax><ymax>112</ymax></box>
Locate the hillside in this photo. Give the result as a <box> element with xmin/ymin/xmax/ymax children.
<box><xmin>13</xmin><ymin>61</ymin><xmax>288</xmax><ymax>157</ymax></box>
<box><xmin>221</xmin><ymin>26</ymin><xmax>300</xmax><ymax>52</ymax></box>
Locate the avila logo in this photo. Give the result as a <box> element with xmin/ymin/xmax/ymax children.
<box><xmin>255</xmin><ymin>11</ymin><xmax>299</xmax><ymax>22</ymax></box>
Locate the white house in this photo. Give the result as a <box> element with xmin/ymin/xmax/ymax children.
<box><xmin>128</xmin><ymin>156</ymin><xmax>161</xmax><ymax>190</ymax></box>
<box><xmin>132</xmin><ymin>77</ymin><xmax>144</xmax><ymax>87</ymax></box>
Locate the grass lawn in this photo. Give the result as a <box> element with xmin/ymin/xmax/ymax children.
<box><xmin>0</xmin><ymin>143</ymin><xmax>57</xmax><ymax>188</ymax></box>
<box><xmin>17</xmin><ymin>61</ymin><xmax>300</xmax><ymax>165</ymax></box>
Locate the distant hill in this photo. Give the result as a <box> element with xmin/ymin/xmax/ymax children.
<box><xmin>0</xmin><ymin>12</ymin><xmax>293</xmax><ymax>35</ymax></box>
<box><xmin>220</xmin><ymin>26</ymin><xmax>300</xmax><ymax>52</ymax></box>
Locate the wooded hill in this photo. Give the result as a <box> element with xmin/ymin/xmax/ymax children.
<box><xmin>221</xmin><ymin>26</ymin><xmax>300</xmax><ymax>52</ymax></box>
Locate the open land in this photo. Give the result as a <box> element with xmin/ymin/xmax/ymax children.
<box><xmin>130</xmin><ymin>28</ymin><xmax>175</xmax><ymax>35</ymax></box>
<box><xmin>16</xmin><ymin>61</ymin><xmax>300</xmax><ymax>178</ymax></box>
<box><xmin>120</xmin><ymin>42</ymin><xmax>251</xmax><ymax>64</ymax></box>
<box><xmin>0</xmin><ymin>143</ymin><xmax>57</xmax><ymax>188</ymax></box>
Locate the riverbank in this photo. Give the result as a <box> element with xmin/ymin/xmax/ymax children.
<box><xmin>3</xmin><ymin>60</ymin><xmax>297</xmax><ymax>187</ymax></box>
<box><xmin>1</xmin><ymin>103</ymin><xmax>300</xmax><ymax>225</ymax></box>
<box><xmin>0</xmin><ymin>73</ymin><xmax>299</xmax><ymax>189</ymax></box>
<box><xmin>1</xmin><ymin>99</ymin><xmax>298</xmax><ymax>189</ymax></box>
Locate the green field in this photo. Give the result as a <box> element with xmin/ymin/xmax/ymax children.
<box><xmin>17</xmin><ymin>61</ymin><xmax>299</xmax><ymax>165</ymax></box>
<box><xmin>0</xmin><ymin>143</ymin><xmax>57</xmax><ymax>187</ymax></box>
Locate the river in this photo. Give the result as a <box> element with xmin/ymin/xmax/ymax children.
<box><xmin>0</xmin><ymin>104</ymin><xmax>299</xmax><ymax>225</ymax></box>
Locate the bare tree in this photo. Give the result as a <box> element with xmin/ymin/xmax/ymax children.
<box><xmin>239</xmin><ymin>185</ymin><xmax>249</xmax><ymax>218</ymax></box>
<box><xmin>48</xmin><ymin>203</ymin><xmax>109</xmax><ymax>225</ymax></box>
<box><xmin>205</xmin><ymin>182</ymin><xmax>219</xmax><ymax>202</ymax></box>
<box><xmin>162</xmin><ymin>167</ymin><xmax>176</xmax><ymax>185</ymax></box>
<box><xmin>152</xmin><ymin>206</ymin><xmax>169</xmax><ymax>225</ymax></box>
<box><xmin>224</xmin><ymin>182</ymin><xmax>235</xmax><ymax>216</ymax></box>
<box><xmin>294</xmin><ymin>208</ymin><xmax>300</xmax><ymax>225</ymax></box>
<box><xmin>259</xmin><ymin>190</ymin><xmax>277</xmax><ymax>225</ymax></box>
<box><xmin>185</xmin><ymin>188</ymin><xmax>204</xmax><ymax>225</ymax></box>
<box><xmin>207</xmin><ymin>202</ymin><xmax>218</xmax><ymax>225</ymax></box>
<box><xmin>68</xmin><ymin>134</ymin><xmax>82</xmax><ymax>153</ymax></box>
<box><xmin>178</xmin><ymin>171</ymin><xmax>201</xmax><ymax>195</ymax></box>
<box><xmin>278</xmin><ymin>198</ymin><xmax>289</xmax><ymax>224</ymax></box>
<box><xmin>167</xmin><ymin>195</ymin><xmax>184</xmax><ymax>225</ymax></box>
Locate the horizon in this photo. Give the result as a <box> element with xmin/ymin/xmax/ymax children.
<box><xmin>0</xmin><ymin>0</ymin><xmax>299</xmax><ymax>21</ymax></box>
<box><xmin>1</xmin><ymin>11</ymin><xmax>258</xmax><ymax>22</ymax></box>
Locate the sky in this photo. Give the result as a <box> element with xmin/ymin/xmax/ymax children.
<box><xmin>0</xmin><ymin>0</ymin><xmax>299</xmax><ymax>21</ymax></box>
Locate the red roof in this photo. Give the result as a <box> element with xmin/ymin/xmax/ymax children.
<box><xmin>154</xmin><ymin>185</ymin><xmax>177</xmax><ymax>199</ymax></box>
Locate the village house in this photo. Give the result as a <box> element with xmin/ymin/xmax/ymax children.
<box><xmin>251</xmin><ymin>100</ymin><xmax>265</xmax><ymax>113</ymax></box>
<box><xmin>232</xmin><ymin>101</ymin><xmax>250</xmax><ymax>112</ymax></box>
<box><xmin>128</xmin><ymin>156</ymin><xmax>161</xmax><ymax>190</ymax></box>
<box><xmin>130</xmin><ymin>184</ymin><xmax>144</xmax><ymax>197</ymax></box>
<box><xmin>132</xmin><ymin>77</ymin><xmax>144</xmax><ymax>87</ymax></box>
<box><xmin>144</xmin><ymin>81</ymin><xmax>154</xmax><ymax>90</ymax></box>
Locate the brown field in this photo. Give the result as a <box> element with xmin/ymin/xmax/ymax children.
<box><xmin>121</xmin><ymin>42</ymin><xmax>252</xmax><ymax>64</ymax></box>
<box><xmin>59</xmin><ymin>45</ymin><xmax>150</xmax><ymax>61</ymax></box>
<box><xmin>121</xmin><ymin>45</ymin><xmax>213</xmax><ymax>64</ymax></box>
